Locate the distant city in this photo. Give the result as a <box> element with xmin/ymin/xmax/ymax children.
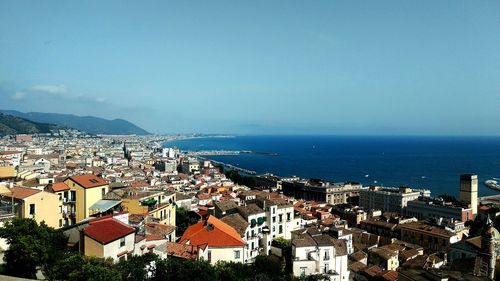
<box><xmin>0</xmin><ymin>132</ymin><xmax>498</xmax><ymax>280</ymax></box>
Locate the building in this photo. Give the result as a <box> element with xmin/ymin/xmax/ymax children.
<box><xmin>64</xmin><ymin>174</ymin><xmax>109</xmax><ymax>224</ymax></box>
<box><xmin>459</xmin><ymin>174</ymin><xmax>478</xmax><ymax>218</ymax></box>
<box><xmin>398</xmin><ymin>222</ymin><xmax>462</xmax><ymax>251</ymax></box>
<box><xmin>405</xmin><ymin>198</ymin><xmax>472</xmax><ymax>222</ymax></box>
<box><xmin>282</xmin><ymin>179</ymin><xmax>361</xmax><ymax>205</ymax></box>
<box><xmin>360</xmin><ymin>186</ymin><xmax>428</xmax><ymax>214</ymax></box>
<box><xmin>1</xmin><ymin>186</ymin><xmax>62</xmax><ymax>228</ymax></box>
<box><xmin>291</xmin><ymin>230</ymin><xmax>350</xmax><ymax>281</ymax></box>
<box><xmin>121</xmin><ymin>190</ymin><xmax>176</xmax><ymax>230</ymax></box>
<box><xmin>179</xmin><ymin>215</ymin><xmax>245</xmax><ymax>265</ymax></box>
<box><xmin>83</xmin><ymin>217</ymin><xmax>136</xmax><ymax>262</ymax></box>
<box><xmin>45</xmin><ymin>182</ymin><xmax>72</xmax><ymax>227</ymax></box>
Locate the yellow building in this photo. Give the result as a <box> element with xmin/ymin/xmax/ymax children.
<box><xmin>64</xmin><ymin>174</ymin><xmax>109</xmax><ymax>224</ymax></box>
<box><xmin>0</xmin><ymin>162</ymin><xmax>16</xmax><ymax>179</ymax></box>
<box><xmin>45</xmin><ymin>182</ymin><xmax>72</xmax><ymax>227</ymax></box>
<box><xmin>1</xmin><ymin>187</ymin><xmax>63</xmax><ymax>228</ymax></box>
<box><xmin>122</xmin><ymin>190</ymin><xmax>176</xmax><ymax>227</ymax></box>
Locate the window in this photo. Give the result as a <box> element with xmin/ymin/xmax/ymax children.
<box><xmin>208</xmin><ymin>250</ymin><xmax>212</xmax><ymax>262</ymax></box>
<box><xmin>59</xmin><ymin>219</ymin><xmax>63</xmax><ymax>227</ymax></box>
<box><xmin>287</xmin><ymin>213</ymin><xmax>291</xmax><ymax>221</ymax></box>
<box><xmin>324</xmin><ymin>250</ymin><xmax>330</xmax><ymax>260</ymax></box>
<box><xmin>101</xmin><ymin>188</ymin><xmax>105</xmax><ymax>197</ymax></box>
<box><xmin>29</xmin><ymin>204</ymin><xmax>35</xmax><ymax>215</ymax></box>
<box><xmin>279</xmin><ymin>225</ymin><xmax>283</xmax><ymax>234</ymax></box>
<box><xmin>234</xmin><ymin>250</ymin><xmax>240</xmax><ymax>259</ymax></box>
<box><xmin>300</xmin><ymin>267</ymin><xmax>307</xmax><ymax>275</ymax></box>
<box><xmin>324</xmin><ymin>263</ymin><xmax>329</xmax><ymax>273</ymax></box>
<box><xmin>279</xmin><ymin>214</ymin><xmax>283</xmax><ymax>223</ymax></box>
<box><xmin>120</xmin><ymin>237</ymin><xmax>125</xmax><ymax>247</ymax></box>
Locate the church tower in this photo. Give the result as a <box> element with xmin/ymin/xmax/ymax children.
<box><xmin>476</xmin><ymin>215</ymin><xmax>496</xmax><ymax>280</ymax></box>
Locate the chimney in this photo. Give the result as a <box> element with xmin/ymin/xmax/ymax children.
<box><xmin>206</xmin><ymin>223</ymin><xmax>214</xmax><ymax>232</ymax></box>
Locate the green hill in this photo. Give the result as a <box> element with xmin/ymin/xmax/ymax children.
<box><xmin>0</xmin><ymin>113</ymin><xmax>58</xmax><ymax>136</ymax></box>
<box><xmin>0</xmin><ymin>110</ymin><xmax>150</xmax><ymax>135</ymax></box>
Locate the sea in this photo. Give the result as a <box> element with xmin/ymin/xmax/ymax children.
<box><xmin>164</xmin><ymin>135</ymin><xmax>500</xmax><ymax>197</ymax></box>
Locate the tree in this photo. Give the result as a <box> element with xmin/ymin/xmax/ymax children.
<box><xmin>117</xmin><ymin>253</ymin><xmax>159</xmax><ymax>281</ymax></box>
<box><xmin>176</xmin><ymin>207</ymin><xmax>200</xmax><ymax>236</ymax></box>
<box><xmin>0</xmin><ymin>218</ymin><xmax>68</xmax><ymax>279</ymax></box>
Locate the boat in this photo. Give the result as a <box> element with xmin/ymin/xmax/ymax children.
<box><xmin>484</xmin><ymin>180</ymin><xmax>500</xmax><ymax>191</ymax></box>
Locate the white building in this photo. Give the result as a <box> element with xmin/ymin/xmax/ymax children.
<box><xmin>292</xmin><ymin>230</ymin><xmax>350</xmax><ymax>281</ymax></box>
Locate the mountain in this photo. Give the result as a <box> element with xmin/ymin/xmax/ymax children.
<box><xmin>0</xmin><ymin>113</ymin><xmax>59</xmax><ymax>136</ymax></box>
<box><xmin>0</xmin><ymin>110</ymin><xmax>150</xmax><ymax>135</ymax></box>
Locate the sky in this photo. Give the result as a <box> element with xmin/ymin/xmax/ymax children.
<box><xmin>0</xmin><ymin>1</ymin><xmax>499</xmax><ymax>135</ymax></box>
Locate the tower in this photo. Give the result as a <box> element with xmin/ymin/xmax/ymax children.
<box><xmin>459</xmin><ymin>174</ymin><xmax>478</xmax><ymax>218</ymax></box>
<box><xmin>477</xmin><ymin>216</ymin><xmax>496</xmax><ymax>280</ymax></box>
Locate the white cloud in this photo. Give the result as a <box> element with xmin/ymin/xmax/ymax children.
<box><xmin>95</xmin><ymin>97</ymin><xmax>107</xmax><ymax>103</ymax></box>
<box><xmin>11</xmin><ymin>91</ymin><xmax>26</xmax><ymax>100</ymax></box>
<box><xmin>31</xmin><ymin>84</ymin><xmax>67</xmax><ymax>95</ymax></box>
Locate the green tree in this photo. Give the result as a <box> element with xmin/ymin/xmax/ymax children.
<box><xmin>0</xmin><ymin>218</ymin><xmax>68</xmax><ymax>279</ymax></box>
<box><xmin>117</xmin><ymin>253</ymin><xmax>159</xmax><ymax>281</ymax></box>
<box><xmin>176</xmin><ymin>207</ymin><xmax>200</xmax><ymax>236</ymax></box>
<box><xmin>165</xmin><ymin>258</ymin><xmax>217</xmax><ymax>281</ymax></box>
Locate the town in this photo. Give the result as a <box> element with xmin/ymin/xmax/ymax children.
<box><xmin>0</xmin><ymin>133</ymin><xmax>498</xmax><ymax>281</ymax></box>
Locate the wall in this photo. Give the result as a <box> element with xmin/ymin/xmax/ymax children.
<box><xmin>84</xmin><ymin>236</ymin><xmax>104</xmax><ymax>258</ymax></box>
<box><xmin>21</xmin><ymin>191</ymin><xmax>62</xmax><ymax>228</ymax></box>
<box><xmin>207</xmin><ymin>246</ymin><xmax>244</xmax><ymax>265</ymax></box>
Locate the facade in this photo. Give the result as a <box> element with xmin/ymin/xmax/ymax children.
<box><xmin>282</xmin><ymin>180</ymin><xmax>361</xmax><ymax>205</ymax></box>
<box><xmin>121</xmin><ymin>190</ymin><xmax>176</xmax><ymax>229</ymax></box>
<box><xmin>459</xmin><ymin>174</ymin><xmax>478</xmax><ymax>218</ymax></box>
<box><xmin>398</xmin><ymin>222</ymin><xmax>462</xmax><ymax>251</ymax></box>
<box><xmin>64</xmin><ymin>174</ymin><xmax>109</xmax><ymax>224</ymax></box>
<box><xmin>83</xmin><ymin>217</ymin><xmax>136</xmax><ymax>263</ymax></box>
<box><xmin>3</xmin><ymin>186</ymin><xmax>62</xmax><ymax>228</ymax></box>
<box><xmin>360</xmin><ymin>186</ymin><xmax>428</xmax><ymax>214</ymax></box>
<box><xmin>45</xmin><ymin>182</ymin><xmax>72</xmax><ymax>227</ymax></box>
<box><xmin>179</xmin><ymin>215</ymin><xmax>245</xmax><ymax>265</ymax></box>
<box><xmin>291</xmin><ymin>231</ymin><xmax>350</xmax><ymax>281</ymax></box>
<box><xmin>405</xmin><ymin>199</ymin><xmax>472</xmax><ymax>222</ymax></box>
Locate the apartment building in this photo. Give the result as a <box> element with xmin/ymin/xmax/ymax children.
<box><xmin>64</xmin><ymin>174</ymin><xmax>109</xmax><ymax>224</ymax></box>
<box><xmin>360</xmin><ymin>186</ymin><xmax>429</xmax><ymax>214</ymax></box>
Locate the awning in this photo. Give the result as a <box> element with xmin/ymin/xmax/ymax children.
<box><xmin>89</xmin><ymin>200</ymin><xmax>121</xmax><ymax>213</ymax></box>
<box><xmin>257</xmin><ymin>217</ymin><xmax>265</xmax><ymax>225</ymax></box>
<box><xmin>142</xmin><ymin>198</ymin><xmax>157</xmax><ymax>205</ymax></box>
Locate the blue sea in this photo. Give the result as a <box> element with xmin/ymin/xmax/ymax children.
<box><xmin>165</xmin><ymin>135</ymin><xmax>500</xmax><ymax>197</ymax></box>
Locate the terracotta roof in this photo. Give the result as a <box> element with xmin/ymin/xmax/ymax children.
<box><xmin>84</xmin><ymin>218</ymin><xmax>135</xmax><ymax>244</ymax></box>
<box><xmin>145</xmin><ymin>223</ymin><xmax>176</xmax><ymax>236</ymax></box>
<box><xmin>50</xmin><ymin>182</ymin><xmax>70</xmax><ymax>192</ymax></box>
<box><xmin>380</xmin><ymin>270</ymin><xmax>398</xmax><ymax>281</ymax></box>
<box><xmin>68</xmin><ymin>174</ymin><xmax>108</xmax><ymax>189</ymax></box>
<box><xmin>6</xmin><ymin>187</ymin><xmax>42</xmax><ymax>200</ymax></box>
<box><xmin>220</xmin><ymin>213</ymin><xmax>249</xmax><ymax>237</ymax></box>
<box><xmin>180</xmin><ymin>215</ymin><xmax>245</xmax><ymax>247</ymax></box>
<box><xmin>166</xmin><ymin>242</ymin><xmax>200</xmax><ymax>260</ymax></box>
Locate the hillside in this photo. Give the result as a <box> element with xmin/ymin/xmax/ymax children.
<box><xmin>0</xmin><ymin>110</ymin><xmax>150</xmax><ymax>135</ymax></box>
<box><xmin>0</xmin><ymin>113</ymin><xmax>58</xmax><ymax>136</ymax></box>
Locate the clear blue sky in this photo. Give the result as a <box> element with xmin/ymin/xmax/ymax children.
<box><xmin>0</xmin><ymin>1</ymin><xmax>499</xmax><ymax>135</ymax></box>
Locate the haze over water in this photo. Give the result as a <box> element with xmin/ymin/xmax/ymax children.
<box><xmin>167</xmin><ymin>135</ymin><xmax>500</xmax><ymax>197</ymax></box>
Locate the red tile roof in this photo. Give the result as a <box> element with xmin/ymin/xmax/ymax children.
<box><xmin>166</xmin><ymin>242</ymin><xmax>201</xmax><ymax>260</ymax></box>
<box><xmin>84</xmin><ymin>218</ymin><xmax>135</xmax><ymax>244</ymax></box>
<box><xmin>6</xmin><ymin>187</ymin><xmax>42</xmax><ymax>199</ymax></box>
<box><xmin>180</xmin><ymin>215</ymin><xmax>245</xmax><ymax>248</ymax></box>
<box><xmin>50</xmin><ymin>182</ymin><xmax>70</xmax><ymax>192</ymax></box>
<box><xmin>68</xmin><ymin>174</ymin><xmax>108</xmax><ymax>189</ymax></box>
